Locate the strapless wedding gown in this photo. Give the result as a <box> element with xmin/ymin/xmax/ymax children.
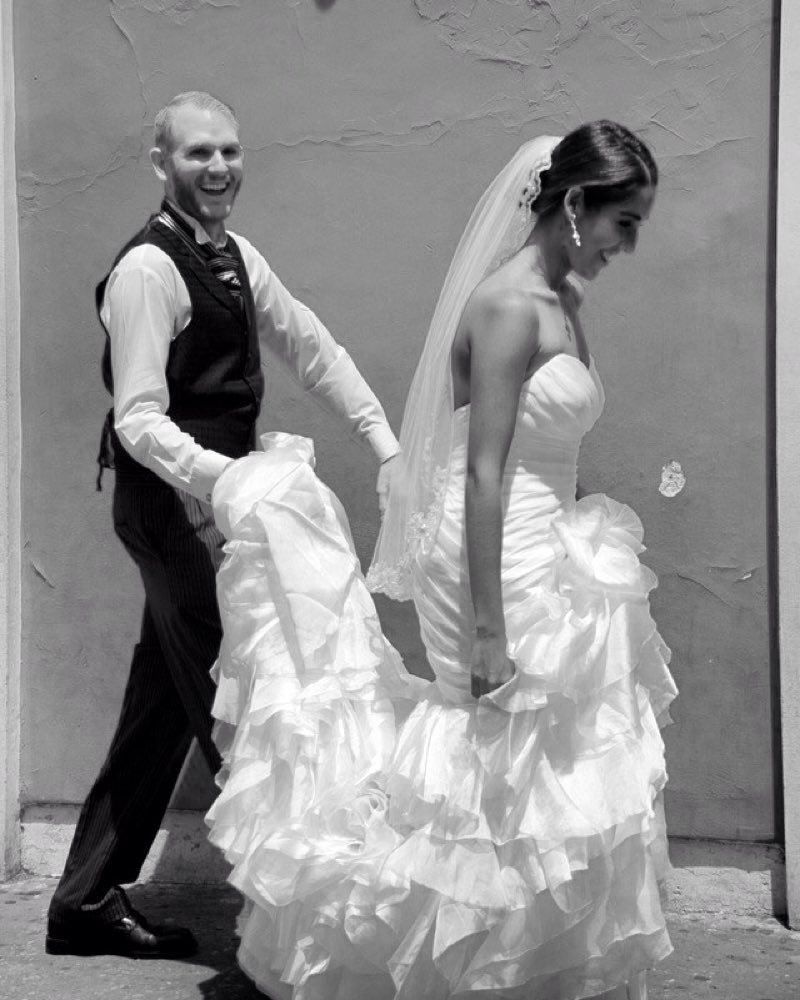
<box><xmin>206</xmin><ymin>354</ymin><xmax>678</xmax><ymax>1000</ymax></box>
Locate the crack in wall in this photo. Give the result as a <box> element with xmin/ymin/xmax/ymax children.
<box><xmin>111</xmin><ymin>0</ymin><xmax>239</xmax><ymax>26</ymax></box>
<box><xmin>18</xmin><ymin>141</ymin><xmax>143</xmax><ymax>222</ymax></box>
<box><xmin>662</xmin><ymin>135</ymin><xmax>756</xmax><ymax>160</ymax></box>
<box><xmin>247</xmin><ymin>121</ymin><xmax>450</xmax><ymax>153</ymax></box>
<box><xmin>414</xmin><ymin>0</ymin><xmax>478</xmax><ymax>24</ymax></box>
<box><xmin>244</xmin><ymin>102</ymin><xmax>559</xmax><ymax>153</ymax></box>
<box><xmin>666</xmin><ymin>565</ymin><xmax>765</xmax><ymax>612</ymax></box>
<box><xmin>109</xmin><ymin>2</ymin><xmax>148</xmax><ymax>125</ymax></box>
<box><xmin>286</xmin><ymin>0</ymin><xmax>310</xmax><ymax>49</ymax></box>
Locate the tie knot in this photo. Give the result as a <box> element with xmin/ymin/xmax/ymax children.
<box><xmin>203</xmin><ymin>244</ymin><xmax>243</xmax><ymax>303</ymax></box>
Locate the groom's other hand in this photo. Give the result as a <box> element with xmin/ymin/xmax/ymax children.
<box><xmin>377</xmin><ymin>452</ymin><xmax>402</xmax><ymax>516</ymax></box>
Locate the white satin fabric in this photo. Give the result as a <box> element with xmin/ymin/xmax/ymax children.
<box><xmin>207</xmin><ymin>354</ymin><xmax>677</xmax><ymax>999</ymax></box>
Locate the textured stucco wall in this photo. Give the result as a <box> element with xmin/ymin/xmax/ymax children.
<box><xmin>15</xmin><ymin>0</ymin><xmax>775</xmax><ymax>839</ymax></box>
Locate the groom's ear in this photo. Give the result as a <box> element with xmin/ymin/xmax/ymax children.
<box><xmin>150</xmin><ymin>145</ymin><xmax>168</xmax><ymax>183</ymax></box>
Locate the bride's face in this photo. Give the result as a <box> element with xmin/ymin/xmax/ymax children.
<box><xmin>567</xmin><ymin>185</ymin><xmax>655</xmax><ymax>280</ymax></box>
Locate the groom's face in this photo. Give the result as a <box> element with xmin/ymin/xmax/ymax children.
<box><xmin>152</xmin><ymin>104</ymin><xmax>244</xmax><ymax>232</ymax></box>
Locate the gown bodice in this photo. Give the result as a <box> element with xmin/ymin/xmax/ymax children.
<box><xmin>450</xmin><ymin>350</ymin><xmax>605</xmax><ymax>510</ymax></box>
<box><xmin>416</xmin><ymin>352</ymin><xmax>607</xmax><ymax>702</ymax></box>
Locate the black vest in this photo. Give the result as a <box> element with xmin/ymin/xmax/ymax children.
<box><xmin>97</xmin><ymin>214</ymin><xmax>264</xmax><ymax>488</ymax></box>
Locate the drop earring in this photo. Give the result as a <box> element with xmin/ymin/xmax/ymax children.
<box><xmin>569</xmin><ymin>212</ymin><xmax>581</xmax><ymax>247</ymax></box>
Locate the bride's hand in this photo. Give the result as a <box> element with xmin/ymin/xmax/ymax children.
<box><xmin>470</xmin><ymin>633</ymin><xmax>515</xmax><ymax>698</ymax></box>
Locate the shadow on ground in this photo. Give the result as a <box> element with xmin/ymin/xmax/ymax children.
<box><xmin>127</xmin><ymin>882</ymin><xmax>263</xmax><ymax>999</ymax></box>
<box><xmin>2</xmin><ymin>875</ymin><xmax>799</xmax><ymax>999</ymax></box>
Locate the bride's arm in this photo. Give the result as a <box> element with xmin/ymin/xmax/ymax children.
<box><xmin>464</xmin><ymin>293</ymin><xmax>538</xmax><ymax>697</ymax></box>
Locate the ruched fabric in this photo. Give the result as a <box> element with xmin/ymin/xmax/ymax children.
<box><xmin>208</xmin><ymin>353</ymin><xmax>677</xmax><ymax>999</ymax></box>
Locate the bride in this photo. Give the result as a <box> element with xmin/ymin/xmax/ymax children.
<box><xmin>206</xmin><ymin>120</ymin><xmax>678</xmax><ymax>1000</ymax></box>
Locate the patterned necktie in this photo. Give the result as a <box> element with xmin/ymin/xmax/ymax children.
<box><xmin>200</xmin><ymin>241</ymin><xmax>243</xmax><ymax>307</ymax></box>
<box><xmin>156</xmin><ymin>202</ymin><xmax>244</xmax><ymax>310</ymax></box>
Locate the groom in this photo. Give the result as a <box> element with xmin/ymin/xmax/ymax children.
<box><xmin>45</xmin><ymin>91</ymin><xmax>399</xmax><ymax>959</ymax></box>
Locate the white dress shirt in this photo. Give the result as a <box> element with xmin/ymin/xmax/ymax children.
<box><xmin>102</xmin><ymin>207</ymin><xmax>399</xmax><ymax>502</ymax></box>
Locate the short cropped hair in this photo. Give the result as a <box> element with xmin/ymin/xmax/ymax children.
<box><xmin>153</xmin><ymin>91</ymin><xmax>239</xmax><ymax>152</ymax></box>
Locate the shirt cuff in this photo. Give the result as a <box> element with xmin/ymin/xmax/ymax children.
<box><xmin>195</xmin><ymin>451</ymin><xmax>236</xmax><ymax>503</ymax></box>
<box><xmin>365</xmin><ymin>425</ymin><xmax>401</xmax><ymax>463</ymax></box>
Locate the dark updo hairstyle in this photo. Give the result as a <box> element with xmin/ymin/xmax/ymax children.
<box><xmin>529</xmin><ymin>120</ymin><xmax>657</xmax><ymax>218</ymax></box>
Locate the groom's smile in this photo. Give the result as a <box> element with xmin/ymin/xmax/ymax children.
<box><xmin>151</xmin><ymin>103</ymin><xmax>244</xmax><ymax>244</ymax></box>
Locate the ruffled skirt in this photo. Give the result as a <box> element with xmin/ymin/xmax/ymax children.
<box><xmin>207</xmin><ymin>434</ymin><xmax>677</xmax><ymax>999</ymax></box>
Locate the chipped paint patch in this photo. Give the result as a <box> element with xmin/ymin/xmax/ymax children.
<box><xmin>659</xmin><ymin>460</ymin><xmax>686</xmax><ymax>497</ymax></box>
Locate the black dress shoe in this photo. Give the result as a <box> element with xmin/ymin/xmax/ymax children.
<box><xmin>45</xmin><ymin>907</ymin><xmax>198</xmax><ymax>959</ymax></box>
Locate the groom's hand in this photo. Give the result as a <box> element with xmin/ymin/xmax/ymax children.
<box><xmin>376</xmin><ymin>452</ymin><xmax>402</xmax><ymax>516</ymax></box>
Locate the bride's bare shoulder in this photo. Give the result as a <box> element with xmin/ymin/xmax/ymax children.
<box><xmin>464</xmin><ymin>270</ymin><xmax>541</xmax><ymax>330</ymax></box>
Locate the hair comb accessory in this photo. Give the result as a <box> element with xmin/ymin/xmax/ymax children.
<box><xmin>519</xmin><ymin>146</ymin><xmax>554</xmax><ymax>216</ymax></box>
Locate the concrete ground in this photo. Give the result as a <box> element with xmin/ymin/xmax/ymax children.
<box><xmin>1</xmin><ymin>876</ymin><xmax>799</xmax><ymax>1000</ymax></box>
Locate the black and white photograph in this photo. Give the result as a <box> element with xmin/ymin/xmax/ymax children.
<box><xmin>1</xmin><ymin>2</ymin><xmax>798</xmax><ymax>998</ymax></box>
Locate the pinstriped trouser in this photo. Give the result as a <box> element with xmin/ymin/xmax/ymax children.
<box><xmin>48</xmin><ymin>482</ymin><xmax>225</xmax><ymax>923</ymax></box>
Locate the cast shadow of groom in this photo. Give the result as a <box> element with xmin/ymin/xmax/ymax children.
<box><xmin>126</xmin><ymin>750</ymin><xmax>263</xmax><ymax>998</ymax></box>
<box><xmin>123</xmin><ymin>879</ymin><xmax>264</xmax><ymax>999</ymax></box>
